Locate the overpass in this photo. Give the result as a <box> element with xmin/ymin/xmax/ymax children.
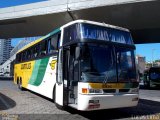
<box><xmin>0</xmin><ymin>0</ymin><xmax>160</xmax><ymax>44</ymax></box>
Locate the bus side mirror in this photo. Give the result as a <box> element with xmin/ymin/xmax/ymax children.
<box><xmin>75</xmin><ymin>47</ymin><xmax>80</xmax><ymax>60</ymax></box>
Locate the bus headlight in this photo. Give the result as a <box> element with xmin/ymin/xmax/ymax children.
<box><xmin>130</xmin><ymin>88</ymin><xmax>139</xmax><ymax>93</ymax></box>
<box><xmin>81</xmin><ymin>88</ymin><xmax>103</xmax><ymax>94</ymax></box>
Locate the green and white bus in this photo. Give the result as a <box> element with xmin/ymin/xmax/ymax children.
<box><xmin>14</xmin><ymin>20</ymin><xmax>139</xmax><ymax>111</ymax></box>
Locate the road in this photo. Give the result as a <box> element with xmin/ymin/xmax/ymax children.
<box><xmin>0</xmin><ymin>80</ymin><xmax>160</xmax><ymax>120</ymax></box>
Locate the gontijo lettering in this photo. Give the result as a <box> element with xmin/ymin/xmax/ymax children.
<box><xmin>21</xmin><ymin>63</ymin><xmax>31</xmax><ymax>69</ymax></box>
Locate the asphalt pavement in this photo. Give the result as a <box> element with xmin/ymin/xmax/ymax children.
<box><xmin>0</xmin><ymin>80</ymin><xmax>160</xmax><ymax>120</ymax></box>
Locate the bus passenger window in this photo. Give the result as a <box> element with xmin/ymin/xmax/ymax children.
<box><xmin>39</xmin><ymin>41</ymin><xmax>47</xmax><ymax>56</ymax></box>
<box><xmin>20</xmin><ymin>53</ymin><xmax>23</xmax><ymax>62</ymax></box>
<box><xmin>24</xmin><ymin>51</ymin><xmax>27</xmax><ymax>61</ymax></box>
<box><xmin>21</xmin><ymin>54</ymin><xmax>23</xmax><ymax>61</ymax></box>
<box><xmin>30</xmin><ymin>48</ymin><xmax>34</xmax><ymax>59</ymax></box>
<box><xmin>27</xmin><ymin>50</ymin><xmax>31</xmax><ymax>60</ymax></box>
<box><xmin>48</xmin><ymin>33</ymin><xmax>60</xmax><ymax>54</ymax></box>
<box><xmin>16</xmin><ymin>54</ymin><xmax>20</xmax><ymax>62</ymax></box>
<box><xmin>33</xmin><ymin>45</ymin><xmax>39</xmax><ymax>58</ymax></box>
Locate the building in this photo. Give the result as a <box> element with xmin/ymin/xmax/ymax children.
<box><xmin>10</xmin><ymin>37</ymin><xmax>39</xmax><ymax>57</ymax></box>
<box><xmin>0</xmin><ymin>37</ymin><xmax>40</xmax><ymax>77</ymax></box>
<box><xmin>0</xmin><ymin>39</ymin><xmax>13</xmax><ymax>65</ymax></box>
<box><xmin>136</xmin><ymin>55</ymin><xmax>146</xmax><ymax>75</ymax></box>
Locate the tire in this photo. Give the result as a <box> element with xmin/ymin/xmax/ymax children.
<box><xmin>52</xmin><ymin>86</ymin><xmax>56</xmax><ymax>103</ymax></box>
<box><xmin>147</xmin><ymin>81</ymin><xmax>151</xmax><ymax>89</ymax></box>
<box><xmin>18</xmin><ymin>79</ymin><xmax>24</xmax><ymax>91</ymax></box>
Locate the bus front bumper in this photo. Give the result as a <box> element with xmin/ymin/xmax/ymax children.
<box><xmin>77</xmin><ymin>93</ymin><xmax>139</xmax><ymax>111</ymax></box>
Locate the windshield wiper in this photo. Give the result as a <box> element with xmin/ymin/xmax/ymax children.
<box><xmin>103</xmin><ymin>73</ymin><xmax>108</xmax><ymax>83</ymax></box>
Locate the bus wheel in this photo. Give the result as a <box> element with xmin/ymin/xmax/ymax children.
<box><xmin>52</xmin><ymin>86</ymin><xmax>55</xmax><ymax>103</ymax></box>
<box><xmin>144</xmin><ymin>81</ymin><xmax>148</xmax><ymax>88</ymax></box>
<box><xmin>18</xmin><ymin>79</ymin><xmax>24</xmax><ymax>91</ymax></box>
<box><xmin>147</xmin><ymin>81</ymin><xmax>151</xmax><ymax>89</ymax></box>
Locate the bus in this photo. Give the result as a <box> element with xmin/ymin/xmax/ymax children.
<box><xmin>143</xmin><ymin>67</ymin><xmax>160</xmax><ymax>88</ymax></box>
<box><xmin>14</xmin><ymin>20</ymin><xmax>139</xmax><ymax>111</ymax></box>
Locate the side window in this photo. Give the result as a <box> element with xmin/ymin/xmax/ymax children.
<box><xmin>20</xmin><ymin>53</ymin><xmax>23</xmax><ymax>62</ymax></box>
<box><xmin>48</xmin><ymin>33</ymin><xmax>60</xmax><ymax>54</ymax></box>
<box><xmin>39</xmin><ymin>40</ymin><xmax>47</xmax><ymax>57</ymax></box>
<box><xmin>16</xmin><ymin>54</ymin><xmax>20</xmax><ymax>62</ymax></box>
<box><xmin>27</xmin><ymin>49</ymin><xmax>31</xmax><ymax>60</ymax></box>
<box><xmin>24</xmin><ymin>51</ymin><xmax>27</xmax><ymax>61</ymax></box>
<box><xmin>33</xmin><ymin>45</ymin><xmax>39</xmax><ymax>58</ymax></box>
<box><xmin>63</xmin><ymin>24</ymin><xmax>80</xmax><ymax>44</ymax></box>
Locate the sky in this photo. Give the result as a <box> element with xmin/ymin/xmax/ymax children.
<box><xmin>136</xmin><ymin>43</ymin><xmax>160</xmax><ymax>62</ymax></box>
<box><xmin>0</xmin><ymin>0</ymin><xmax>47</xmax><ymax>8</ymax></box>
<box><xmin>1</xmin><ymin>0</ymin><xmax>160</xmax><ymax>62</ymax></box>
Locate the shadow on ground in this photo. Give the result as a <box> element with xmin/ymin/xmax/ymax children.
<box><xmin>25</xmin><ymin>87</ymin><xmax>160</xmax><ymax>119</ymax></box>
<box><xmin>27</xmin><ymin>88</ymin><xmax>160</xmax><ymax>119</ymax></box>
<box><xmin>65</xmin><ymin>99</ymin><xmax>160</xmax><ymax>120</ymax></box>
<box><xmin>0</xmin><ymin>93</ymin><xmax>16</xmax><ymax>110</ymax></box>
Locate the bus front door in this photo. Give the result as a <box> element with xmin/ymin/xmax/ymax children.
<box><xmin>63</xmin><ymin>47</ymin><xmax>78</xmax><ymax>106</ymax></box>
<box><xmin>55</xmin><ymin>49</ymin><xmax>64</xmax><ymax>107</ymax></box>
<box><xmin>55</xmin><ymin>48</ymin><xmax>71</xmax><ymax>107</ymax></box>
<box><xmin>63</xmin><ymin>48</ymin><xmax>70</xmax><ymax>106</ymax></box>
<box><xmin>55</xmin><ymin>47</ymin><xmax>78</xmax><ymax>108</ymax></box>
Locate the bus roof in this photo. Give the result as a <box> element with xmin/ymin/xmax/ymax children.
<box><xmin>17</xmin><ymin>19</ymin><xmax>130</xmax><ymax>54</ymax></box>
<box><xmin>61</xmin><ymin>19</ymin><xmax>130</xmax><ymax>32</ymax></box>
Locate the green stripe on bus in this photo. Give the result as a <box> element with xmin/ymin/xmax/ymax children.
<box><xmin>29</xmin><ymin>57</ymin><xmax>49</xmax><ymax>86</ymax></box>
<box><xmin>43</xmin><ymin>28</ymin><xmax>60</xmax><ymax>40</ymax></box>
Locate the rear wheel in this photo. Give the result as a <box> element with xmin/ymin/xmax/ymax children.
<box><xmin>18</xmin><ymin>78</ymin><xmax>24</xmax><ymax>91</ymax></box>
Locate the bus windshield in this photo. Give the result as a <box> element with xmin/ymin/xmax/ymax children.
<box><xmin>80</xmin><ymin>44</ymin><xmax>136</xmax><ymax>83</ymax></box>
<box><xmin>81</xmin><ymin>44</ymin><xmax>117</xmax><ymax>83</ymax></box>
<box><xmin>116</xmin><ymin>47</ymin><xmax>136</xmax><ymax>82</ymax></box>
<box><xmin>150</xmin><ymin>68</ymin><xmax>160</xmax><ymax>80</ymax></box>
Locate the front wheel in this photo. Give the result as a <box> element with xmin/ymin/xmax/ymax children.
<box><xmin>52</xmin><ymin>87</ymin><xmax>56</xmax><ymax>103</ymax></box>
<box><xmin>147</xmin><ymin>81</ymin><xmax>151</xmax><ymax>89</ymax></box>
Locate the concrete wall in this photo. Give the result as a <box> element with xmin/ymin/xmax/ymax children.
<box><xmin>0</xmin><ymin>0</ymin><xmax>153</xmax><ymax>20</ymax></box>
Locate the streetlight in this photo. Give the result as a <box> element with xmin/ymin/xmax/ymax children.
<box><xmin>152</xmin><ymin>49</ymin><xmax>156</xmax><ymax>67</ymax></box>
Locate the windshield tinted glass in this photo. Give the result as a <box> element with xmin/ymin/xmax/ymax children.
<box><xmin>150</xmin><ymin>68</ymin><xmax>160</xmax><ymax>80</ymax></box>
<box><xmin>116</xmin><ymin>47</ymin><xmax>136</xmax><ymax>82</ymax></box>
<box><xmin>80</xmin><ymin>44</ymin><xmax>117</xmax><ymax>82</ymax></box>
<box><xmin>80</xmin><ymin>23</ymin><xmax>133</xmax><ymax>44</ymax></box>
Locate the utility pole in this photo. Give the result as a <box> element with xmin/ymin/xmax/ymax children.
<box><xmin>152</xmin><ymin>49</ymin><xmax>155</xmax><ymax>67</ymax></box>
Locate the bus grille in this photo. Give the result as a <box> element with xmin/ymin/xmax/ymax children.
<box><xmin>119</xmin><ymin>89</ymin><xmax>130</xmax><ymax>93</ymax></box>
<box><xmin>103</xmin><ymin>89</ymin><xmax>116</xmax><ymax>93</ymax></box>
